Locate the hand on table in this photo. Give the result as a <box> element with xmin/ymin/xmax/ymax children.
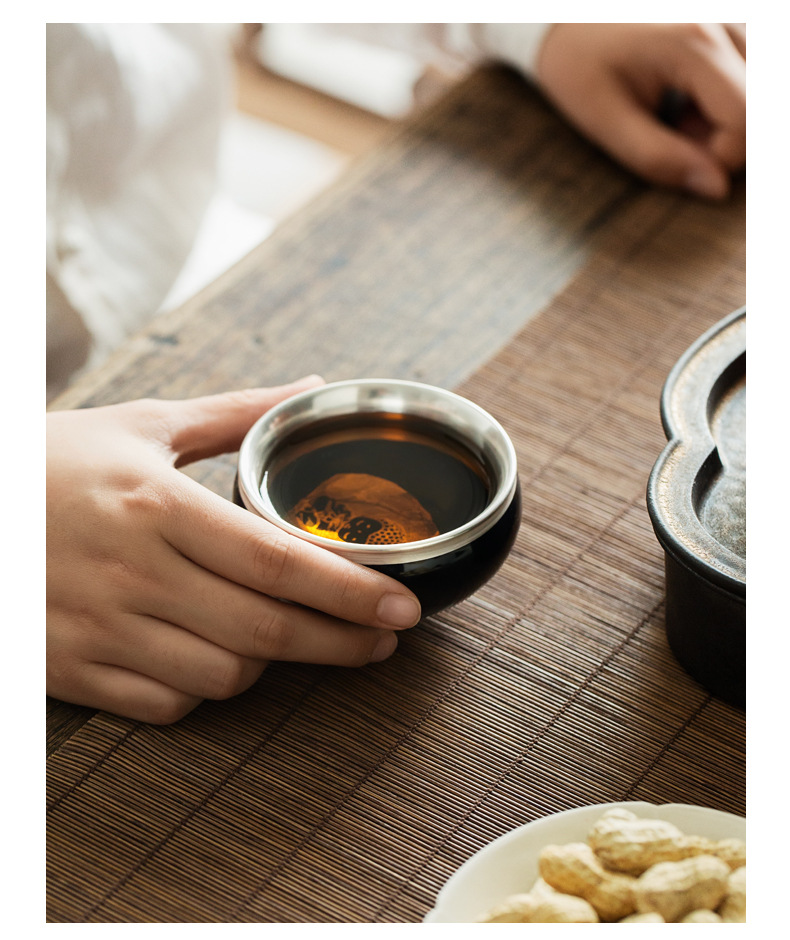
<box><xmin>46</xmin><ymin>377</ymin><xmax>421</xmax><ymax>724</ymax></box>
<box><xmin>536</xmin><ymin>23</ymin><xmax>746</xmax><ymax>199</ymax></box>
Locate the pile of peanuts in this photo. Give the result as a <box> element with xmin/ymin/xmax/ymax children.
<box><xmin>478</xmin><ymin>807</ymin><xmax>745</xmax><ymax>923</ymax></box>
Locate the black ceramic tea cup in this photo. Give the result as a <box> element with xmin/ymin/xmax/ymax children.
<box><xmin>234</xmin><ymin>379</ymin><xmax>521</xmax><ymax>616</ymax></box>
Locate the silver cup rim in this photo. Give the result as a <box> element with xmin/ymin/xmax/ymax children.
<box><xmin>237</xmin><ymin>378</ymin><xmax>518</xmax><ymax>564</ymax></box>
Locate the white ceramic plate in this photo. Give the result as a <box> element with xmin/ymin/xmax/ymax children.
<box><xmin>423</xmin><ymin>801</ymin><xmax>745</xmax><ymax>923</ymax></box>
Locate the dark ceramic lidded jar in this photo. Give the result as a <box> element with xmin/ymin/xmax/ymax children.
<box><xmin>235</xmin><ymin>379</ymin><xmax>521</xmax><ymax>616</ymax></box>
<box><xmin>647</xmin><ymin>308</ymin><xmax>745</xmax><ymax>707</ymax></box>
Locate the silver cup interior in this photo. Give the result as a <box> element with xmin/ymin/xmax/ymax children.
<box><xmin>237</xmin><ymin>379</ymin><xmax>518</xmax><ymax>564</ymax></box>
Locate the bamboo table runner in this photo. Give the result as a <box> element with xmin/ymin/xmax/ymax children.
<box><xmin>47</xmin><ymin>66</ymin><xmax>746</xmax><ymax>923</ymax></box>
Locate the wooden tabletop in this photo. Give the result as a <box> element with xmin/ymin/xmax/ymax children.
<box><xmin>47</xmin><ymin>65</ymin><xmax>746</xmax><ymax>923</ymax></box>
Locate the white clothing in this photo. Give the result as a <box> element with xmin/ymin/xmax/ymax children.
<box><xmin>317</xmin><ymin>24</ymin><xmax>551</xmax><ymax>79</ymax></box>
<box><xmin>46</xmin><ymin>23</ymin><xmax>230</xmax><ymax>399</ymax></box>
<box><xmin>46</xmin><ymin>23</ymin><xmax>550</xmax><ymax>401</ymax></box>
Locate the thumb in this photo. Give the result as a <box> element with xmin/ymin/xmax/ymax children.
<box><xmin>160</xmin><ymin>375</ymin><xmax>325</xmax><ymax>466</ymax></box>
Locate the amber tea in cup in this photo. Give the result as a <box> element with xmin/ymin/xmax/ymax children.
<box><xmin>264</xmin><ymin>412</ymin><xmax>491</xmax><ymax>545</ymax></box>
<box><xmin>235</xmin><ymin>379</ymin><xmax>520</xmax><ymax>615</ymax></box>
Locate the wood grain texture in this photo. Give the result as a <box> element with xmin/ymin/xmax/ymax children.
<box><xmin>47</xmin><ymin>65</ymin><xmax>745</xmax><ymax>923</ymax></box>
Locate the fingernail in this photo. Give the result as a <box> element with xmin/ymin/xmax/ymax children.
<box><xmin>290</xmin><ymin>374</ymin><xmax>324</xmax><ymax>388</ymax></box>
<box><xmin>369</xmin><ymin>631</ymin><xmax>398</xmax><ymax>663</ymax></box>
<box><xmin>684</xmin><ymin>168</ymin><xmax>728</xmax><ymax>200</ymax></box>
<box><xmin>376</xmin><ymin>593</ymin><xmax>421</xmax><ymax>628</ymax></box>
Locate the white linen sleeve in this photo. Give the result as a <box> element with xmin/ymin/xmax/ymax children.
<box><xmin>313</xmin><ymin>23</ymin><xmax>553</xmax><ymax>80</ymax></box>
<box><xmin>46</xmin><ymin>24</ymin><xmax>229</xmax><ymax>383</ymax></box>
<box><xmin>474</xmin><ymin>24</ymin><xmax>553</xmax><ymax>79</ymax></box>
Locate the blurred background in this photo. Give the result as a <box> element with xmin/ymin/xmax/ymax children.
<box><xmin>162</xmin><ymin>23</ymin><xmax>459</xmax><ymax>313</ymax></box>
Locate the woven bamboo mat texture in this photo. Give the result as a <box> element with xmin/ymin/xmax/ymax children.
<box><xmin>47</xmin><ymin>67</ymin><xmax>746</xmax><ymax>923</ymax></box>
<box><xmin>51</xmin><ymin>67</ymin><xmax>635</xmax><ymax>416</ymax></box>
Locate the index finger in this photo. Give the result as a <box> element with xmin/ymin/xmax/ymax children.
<box><xmin>672</xmin><ymin>24</ymin><xmax>746</xmax><ymax>169</ymax></box>
<box><xmin>161</xmin><ymin>474</ymin><xmax>422</xmax><ymax>630</ymax></box>
<box><xmin>724</xmin><ymin>24</ymin><xmax>746</xmax><ymax>60</ymax></box>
